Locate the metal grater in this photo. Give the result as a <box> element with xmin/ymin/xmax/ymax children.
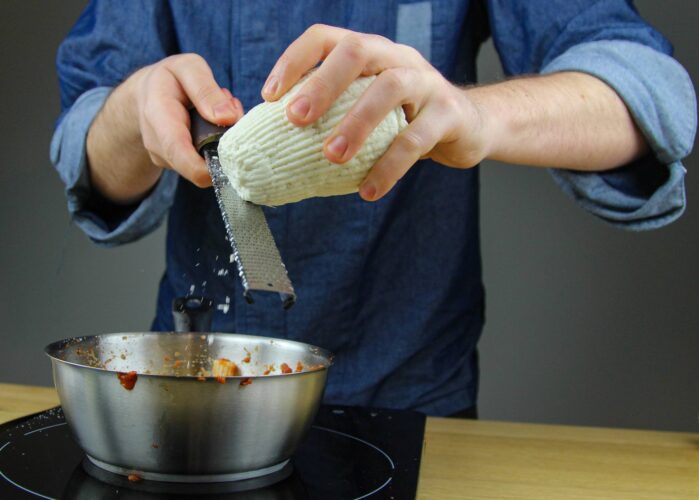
<box><xmin>190</xmin><ymin>111</ymin><xmax>296</xmax><ymax>309</ymax></box>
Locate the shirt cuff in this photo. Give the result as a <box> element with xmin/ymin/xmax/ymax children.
<box><xmin>541</xmin><ymin>40</ymin><xmax>696</xmax><ymax>230</ymax></box>
<box><xmin>49</xmin><ymin>87</ymin><xmax>178</xmax><ymax>246</ymax></box>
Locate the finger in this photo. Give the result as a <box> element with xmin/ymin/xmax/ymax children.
<box><xmin>285</xmin><ymin>34</ymin><xmax>411</xmax><ymax>126</ymax></box>
<box><xmin>165</xmin><ymin>53</ymin><xmax>240</xmax><ymax>126</ymax></box>
<box><xmin>147</xmin><ymin>133</ymin><xmax>211</xmax><ymax>188</ymax></box>
<box><xmin>264</xmin><ymin>26</ymin><xmax>425</xmax><ymax>104</ymax></box>
<box><xmin>147</xmin><ymin>151</ymin><xmax>168</xmax><ymax>168</ymax></box>
<box><xmin>222</xmin><ymin>87</ymin><xmax>245</xmax><ymax>115</ymax></box>
<box><xmin>359</xmin><ymin>106</ymin><xmax>449</xmax><ymax>201</ymax></box>
<box><xmin>222</xmin><ymin>88</ymin><xmax>246</xmax><ymax>117</ymax></box>
<box><xmin>323</xmin><ymin>67</ymin><xmax>425</xmax><ymax>163</ymax></box>
<box><xmin>262</xmin><ymin>24</ymin><xmax>351</xmax><ymax>101</ymax></box>
<box><xmin>143</xmin><ymin>96</ymin><xmax>212</xmax><ymax>188</ymax></box>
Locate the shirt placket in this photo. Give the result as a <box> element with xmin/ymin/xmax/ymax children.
<box><xmin>231</xmin><ymin>1</ymin><xmax>288</xmax><ymax>337</ymax></box>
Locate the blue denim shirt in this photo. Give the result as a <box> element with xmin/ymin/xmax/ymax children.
<box><xmin>50</xmin><ymin>0</ymin><xmax>695</xmax><ymax>415</ymax></box>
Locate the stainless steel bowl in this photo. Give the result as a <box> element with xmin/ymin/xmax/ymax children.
<box><xmin>45</xmin><ymin>332</ymin><xmax>333</xmax><ymax>482</ymax></box>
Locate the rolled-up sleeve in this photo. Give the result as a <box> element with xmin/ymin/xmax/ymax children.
<box><xmin>542</xmin><ymin>41</ymin><xmax>694</xmax><ymax>230</ymax></box>
<box><xmin>50</xmin><ymin>0</ymin><xmax>179</xmax><ymax>246</ymax></box>
<box><xmin>486</xmin><ymin>0</ymin><xmax>696</xmax><ymax>230</ymax></box>
<box><xmin>49</xmin><ymin>86</ymin><xmax>178</xmax><ymax>246</ymax></box>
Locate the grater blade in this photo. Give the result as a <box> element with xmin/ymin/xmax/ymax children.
<box><xmin>203</xmin><ymin>145</ymin><xmax>296</xmax><ymax>309</ymax></box>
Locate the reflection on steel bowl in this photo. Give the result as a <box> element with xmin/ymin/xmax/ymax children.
<box><xmin>45</xmin><ymin>332</ymin><xmax>333</xmax><ymax>483</ymax></box>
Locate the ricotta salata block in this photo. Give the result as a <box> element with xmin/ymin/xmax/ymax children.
<box><xmin>218</xmin><ymin>75</ymin><xmax>408</xmax><ymax>206</ymax></box>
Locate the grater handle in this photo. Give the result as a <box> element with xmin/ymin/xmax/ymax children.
<box><xmin>190</xmin><ymin>110</ymin><xmax>230</xmax><ymax>152</ymax></box>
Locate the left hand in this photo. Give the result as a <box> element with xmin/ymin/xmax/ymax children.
<box><xmin>261</xmin><ymin>24</ymin><xmax>491</xmax><ymax>201</ymax></box>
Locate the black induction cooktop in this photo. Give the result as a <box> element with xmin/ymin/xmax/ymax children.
<box><xmin>0</xmin><ymin>405</ymin><xmax>425</xmax><ymax>499</ymax></box>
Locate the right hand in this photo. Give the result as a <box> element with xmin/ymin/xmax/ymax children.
<box><xmin>129</xmin><ymin>53</ymin><xmax>243</xmax><ymax>187</ymax></box>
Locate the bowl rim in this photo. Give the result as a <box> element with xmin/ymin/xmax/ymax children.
<box><xmin>44</xmin><ymin>331</ymin><xmax>334</xmax><ymax>381</ymax></box>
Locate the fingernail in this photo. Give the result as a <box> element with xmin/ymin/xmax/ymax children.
<box><xmin>212</xmin><ymin>100</ymin><xmax>235</xmax><ymax>119</ymax></box>
<box><xmin>288</xmin><ymin>96</ymin><xmax>310</xmax><ymax>120</ymax></box>
<box><xmin>232</xmin><ymin>98</ymin><xmax>244</xmax><ymax>113</ymax></box>
<box><xmin>360</xmin><ymin>182</ymin><xmax>377</xmax><ymax>201</ymax></box>
<box><xmin>327</xmin><ymin>135</ymin><xmax>348</xmax><ymax>158</ymax></box>
<box><xmin>221</xmin><ymin>87</ymin><xmax>234</xmax><ymax>100</ymax></box>
<box><xmin>262</xmin><ymin>76</ymin><xmax>279</xmax><ymax>97</ymax></box>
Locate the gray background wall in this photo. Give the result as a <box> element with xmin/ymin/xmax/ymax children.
<box><xmin>0</xmin><ymin>1</ymin><xmax>696</xmax><ymax>432</ymax></box>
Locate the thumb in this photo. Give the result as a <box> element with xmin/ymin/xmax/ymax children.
<box><xmin>167</xmin><ymin>54</ymin><xmax>241</xmax><ymax>125</ymax></box>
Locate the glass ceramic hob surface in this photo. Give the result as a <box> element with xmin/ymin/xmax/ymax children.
<box><xmin>0</xmin><ymin>405</ymin><xmax>425</xmax><ymax>499</ymax></box>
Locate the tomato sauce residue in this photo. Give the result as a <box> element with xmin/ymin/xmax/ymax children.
<box><xmin>212</xmin><ymin>358</ymin><xmax>239</xmax><ymax>384</ymax></box>
<box><xmin>295</xmin><ymin>361</ymin><xmax>304</xmax><ymax>373</ymax></box>
<box><xmin>239</xmin><ymin>377</ymin><xmax>253</xmax><ymax>387</ymax></box>
<box><xmin>280</xmin><ymin>363</ymin><xmax>292</xmax><ymax>374</ymax></box>
<box><xmin>117</xmin><ymin>371</ymin><xmax>138</xmax><ymax>390</ymax></box>
<box><xmin>127</xmin><ymin>473</ymin><xmax>142</xmax><ymax>482</ymax></box>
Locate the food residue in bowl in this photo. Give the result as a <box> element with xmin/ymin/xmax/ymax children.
<box><xmin>212</xmin><ymin>358</ymin><xmax>240</xmax><ymax>383</ymax></box>
<box><xmin>69</xmin><ymin>338</ymin><xmax>326</xmax><ymax>388</ymax></box>
<box><xmin>117</xmin><ymin>371</ymin><xmax>138</xmax><ymax>390</ymax></box>
<box><xmin>75</xmin><ymin>347</ymin><xmax>102</xmax><ymax>367</ymax></box>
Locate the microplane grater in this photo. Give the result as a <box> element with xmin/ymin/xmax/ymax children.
<box><xmin>191</xmin><ymin>111</ymin><xmax>296</xmax><ymax>309</ymax></box>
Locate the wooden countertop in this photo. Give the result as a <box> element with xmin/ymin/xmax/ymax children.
<box><xmin>2</xmin><ymin>383</ymin><xmax>698</xmax><ymax>498</ymax></box>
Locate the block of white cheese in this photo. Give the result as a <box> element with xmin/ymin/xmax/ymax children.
<box><xmin>217</xmin><ymin>75</ymin><xmax>408</xmax><ymax>206</ymax></box>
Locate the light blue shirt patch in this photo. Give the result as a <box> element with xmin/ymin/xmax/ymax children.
<box><xmin>396</xmin><ymin>1</ymin><xmax>432</xmax><ymax>61</ymax></box>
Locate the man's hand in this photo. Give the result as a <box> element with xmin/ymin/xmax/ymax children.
<box><xmin>87</xmin><ymin>54</ymin><xmax>243</xmax><ymax>204</ymax></box>
<box><xmin>261</xmin><ymin>25</ymin><xmax>487</xmax><ymax>201</ymax></box>
<box><xmin>262</xmin><ymin>25</ymin><xmax>647</xmax><ymax>202</ymax></box>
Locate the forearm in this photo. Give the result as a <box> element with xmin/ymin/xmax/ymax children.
<box><xmin>85</xmin><ymin>54</ymin><xmax>243</xmax><ymax>205</ymax></box>
<box><xmin>468</xmin><ymin>71</ymin><xmax>648</xmax><ymax>171</ymax></box>
<box><xmin>86</xmin><ymin>70</ymin><xmax>162</xmax><ymax>204</ymax></box>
